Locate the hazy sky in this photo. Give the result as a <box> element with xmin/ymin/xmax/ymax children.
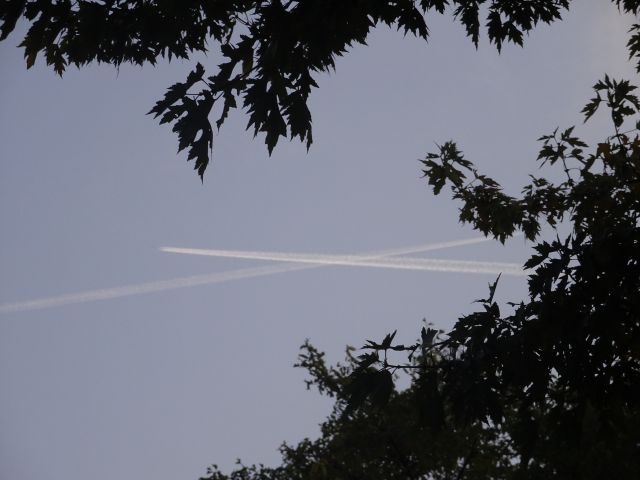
<box><xmin>0</xmin><ymin>3</ymin><xmax>636</xmax><ymax>480</ymax></box>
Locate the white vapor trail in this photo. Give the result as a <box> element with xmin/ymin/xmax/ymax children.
<box><xmin>0</xmin><ymin>237</ymin><xmax>496</xmax><ymax>315</ymax></box>
<box><xmin>0</xmin><ymin>264</ymin><xmax>314</xmax><ymax>315</ymax></box>
<box><xmin>161</xmin><ymin>247</ymin><xmax>528</xmax><ymax>276</ymax></box>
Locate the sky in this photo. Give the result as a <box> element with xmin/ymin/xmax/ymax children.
<box><xmin>0</xmin><ymin>3</ymin><xmax>636</xmax><ymax>480</ymax></box>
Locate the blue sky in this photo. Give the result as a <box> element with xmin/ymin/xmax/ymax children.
<box><xmin>0</xmin><ymin>3</ymin><xmax>636</xmax><ymax>480</ymax></box>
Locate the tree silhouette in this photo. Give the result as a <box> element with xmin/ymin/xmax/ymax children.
<box><xmin>196</xmin><ymin>77</ymin><xmax>640</xmax><ymax>478</ymax></box>
<box><xmin>0</xmin><ymin>0</ymin><xmax>586</xmax><ymax>178</ymax></box>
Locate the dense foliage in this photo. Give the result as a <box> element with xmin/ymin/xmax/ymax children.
<box><xmin>3</xmin><ymin>1</ymin><xmax>640</xmax><ymax>478</ymax></box>
<box><xmin>195</xmin><ymin>78</ymin><xmax>640</xmax><ymax>479</ymax></box>
<box><xmin>0</xmin><ymin>0</ymin><xmax>609</xmax><ymax>178</ymax></box>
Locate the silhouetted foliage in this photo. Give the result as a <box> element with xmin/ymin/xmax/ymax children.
<box><xmin>196</xmin><ymin>78</ymin><xmax>640</xmax><ymax>479</ymax></box>
<box><xmin>1</xmin><ymin>0</ymin><xmax>607</xmax><ymax>178</ymax></box>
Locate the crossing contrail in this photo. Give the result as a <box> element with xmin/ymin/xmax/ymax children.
<box><xmin>0</xmin><ymin>237</ymin><xmax>500</xmax><ymax>314</ymax></box>
<box><xmin>161</xmin><ymin>248</ymin><xmax>528</xmax><ymax>276</ymax></box>
<box><xmin>0</xmin><ymin>264</ymin><xmax>315</xmax><ymax>315</ymax></box>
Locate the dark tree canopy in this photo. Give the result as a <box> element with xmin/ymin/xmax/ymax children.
<box><xmin>193</xmin><ymin>75</ymin><xmax>640</xmax><ymax>479</ymax></box>
<box><xmin>6</xmin><ymin>0</ymin><xmax>635</xmax><ymax>178</ymax></box>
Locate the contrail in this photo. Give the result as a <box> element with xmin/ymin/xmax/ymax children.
<box><xmin>0</xmin><ymin>264</ymin><xmax>315</xmax><ymax>315</ymax></box>
<box><xmin>161</xmin><ymin>247</ymin><xmax>528</xmax><ymax>276</ymax></box>
<box><xmin>0</xmin><ymin>237</ymin><xmax>497</xmax><ymax>315</ymax></box>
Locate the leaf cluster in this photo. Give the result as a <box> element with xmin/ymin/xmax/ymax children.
<box><xmin>344</xmin><ymin>78</ymin><xmax>640</xmax><ymax>477</ymax></box>
<box><xmin>2</xmin><ymin>0</ymin><xmax>584</xmax><ymax>178</ymax></box>
<box><xmin>1</xmin><ymin>0</ymin><xmax>252</xmax><ymax>73</ymax></box>
<box><xmin>200</xmin><ymin>337</ymin><xmax>518</xmax><ymax>480</ymax></box>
